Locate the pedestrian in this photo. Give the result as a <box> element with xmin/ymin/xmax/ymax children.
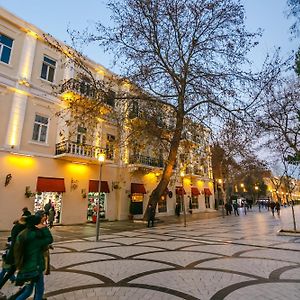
<box><xmin>43</xmin><ymin>200</ymin><xmax>51</xmax><ymax>216</ymax></box>
<box><xmin>48</xmin><ymin>207</ymin><xmax>55</xmax><ymax>228</ymax></box>
<box><xmin>11</xmin><ymin>214</ymin><xmax>53</xmax><ymax>300</ymax></box>
<box><xmin>275</xmin><ymin>202</ymin><xmax>281</xmax><ymax>216</ymax></box>
<box><xmin>189</xmin><ymin>197</ymin><xmax>193</xmax><ymax>214</ymax></box>
<box><xmin>0</xmin><ymin>216</ymin><xmax>27</xmax><ymax>290</ymax></box>
<box><xmin>175</xmin><ymin>202</ymin><xmax>180</xmax><ymax>217</ymax></box>
<box><xmin>258</xmin><ymin>200</ymin><xmax>261</xmax><ymax>212</ymax></box>
<box><xmin>22</xmin><ymin>207</ymin><xmax>31</xmax><ymax>217</ymax></box>
<box><xmin>225</xmin><ymin>202</ymin><xmax>232</xmax><ymax>215</ymax></box>
<box><xmin>233</xmin><ymin>202</ymin><xmax>239</xmax><ymax>216</ymax></box>
<box><xmin>270</xmin><ymin>201</ymin><xmax>276</xmax><ymax>216</ymax></box>
<box><xmin>146</xmin><ymin>204</ymin><xmax>155</xmax><ymax>228</ymax></box>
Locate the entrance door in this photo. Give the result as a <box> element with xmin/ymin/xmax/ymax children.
<box><xmin>34</xmin><ymin>192</ymin><xmax>62</xmax><ymax>223</ymax></box>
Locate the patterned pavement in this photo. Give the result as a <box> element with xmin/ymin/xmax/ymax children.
<box><xmin>1</xmin><ymin>206</ymin><xmax>300</xmax><ymax>299</ymax></box>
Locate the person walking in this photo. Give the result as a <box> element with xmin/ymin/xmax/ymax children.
<box><xmin>10</xmin><ymin>214</ymin><xmax>53</xmax><ymax>300</ymax></box>
<box><xmin>275</xmin><ymin>201</ymin><xmax>281</xmax><ymax>216</ymax></box>
<box><xmin>146</xmin><ymin>204</ymin><xmax>155</xmax><ymax>228</ymax></box>
<box><xmin>175</xmin><ymin>202</ymin><xmax>180</xmax><ymax>217</ymax></box>
<box><xmin>47</xmin><ymin>207</ymin><xmax>55</xmax><ymax>229</ymax></box>
<box><xmin>233</xmin><ymin>202</ymin><xmax>239</xmax><ymax>216</ymax></box>
<box><xmin>0</xmin><ymin>216</ymin><xmax>27</xmax><ymax>290</ymax></box>
<box><xmin>270</xmin><ymin>201</ymin><xmax>276</xmax><ymax>216</ymax></box>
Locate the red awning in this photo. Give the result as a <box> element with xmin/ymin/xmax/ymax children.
<box><xmin>191</xmin><ymin>187</ymin><xmax>200</xmax><ymax>196</ymax></box>
<box><xmin>204</xmin><ymin>188</ymin><xmax>212</xmax><ymax>196</ymax></box>
<box><xmin>36</xmin><ymin>177</ymin><xmax>65</xmax><ymax>193</ymax></box>
<box><xmin>89</xmin><ymin>180</ymin><xmax>110</xmax><ymax>193</ymax></box>
<box><xmin>131</xmin><ymin>183</ymin><xmax>146</xmax><ymax>194</ymax></box>
<box><xmin>176</xmin><ymin>186</ymin><xmax>186</xmax><ymax>195</ymax></box>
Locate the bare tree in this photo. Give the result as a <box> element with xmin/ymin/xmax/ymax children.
<box><xmin>67</xmin><ymin>0</ymin><xmax>282</xmax><ymax>211</ymax></box>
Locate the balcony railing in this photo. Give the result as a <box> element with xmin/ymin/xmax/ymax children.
<box><xmin>129</xmin><ymin>154</ymin><xmax>164</xmax><ymax>168</ymax></box>
<box><xmin>61</xmin><ymin>78</ymin><xmax>115</xmax><ymax>107</ymax></box>
<box><xmin>55</xmin><ymin>140</ymin><xmax>114</xmax><ymax>160</ymax></box>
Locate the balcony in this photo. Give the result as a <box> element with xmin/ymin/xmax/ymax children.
<box><xmin>55</xmin><ymin>140</ymin><xmax>114</xmax><ymax>164</ymax></box>
<box><xmin>61</xmin><ymin>78</ymin><xmax>115</xmax><ymax>107</ymax></box>
<box><xmin>129</xmin><ymin>154</ymin><xmax>164</xmax><ymax>168</ymax></box>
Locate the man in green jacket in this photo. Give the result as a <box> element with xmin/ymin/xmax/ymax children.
<box><xmin>11</xmin><ymin>213</ymin><xmax>53</xmax><ymax>300</ymax></box>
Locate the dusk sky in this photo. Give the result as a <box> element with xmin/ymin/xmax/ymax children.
<box><xmin>0</xmin><ymin>0</ymin><xmax>298</xmax><ymax>73</ymax></box>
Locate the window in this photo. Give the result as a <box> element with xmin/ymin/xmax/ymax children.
<box><xmin>32</xmin><ymin>114</ymin><xmax>49</xmax><ymax>142</ymax></box>
<box><xmin>40</xmin><ymin>56</ymin><xmax>56</xmax><ymax>82</ymax></box>
<box><xmin>106</xmin><ymin>134</ymin><xmax>115</xmax><ymax>160</ymax></box>
<box><xmin>76</xmin><ymin>126</ymin><xmax>87</xmax><ymax>144</ymax></box>
<box><xmin>0</xmin><ymin>33</ymin><xmax>13</xmax><ymax>64</ymax></box>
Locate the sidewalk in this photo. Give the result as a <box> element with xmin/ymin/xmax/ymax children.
<box><xmin>1</xmin><ymin>206</ymin><xmax>299</xmax><ymax>300</ymax></box>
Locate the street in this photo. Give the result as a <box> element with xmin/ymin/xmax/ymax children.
<box><xmin>1</xmin><ymin>205</ymin><xmax>300</xmax><ymax>299</ymax></box>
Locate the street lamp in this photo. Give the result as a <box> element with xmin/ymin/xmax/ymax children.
<box><xmin>218</xmin><ymin>179</ymin><xmax>225</xmax><ymax>218</ymax></box>
<box><xmin>180</xmin><ymin>170</ymin><xmax>186</xmax><ymax>227</ymax></box>
<box><xmin>96</xmin><ymin>152</ymin><xmax>105</xmax><ymax>242</ymax></box>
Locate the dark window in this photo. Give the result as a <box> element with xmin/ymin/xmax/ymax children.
<box><xmin>40</xmin><ymin>56</ymin><xmax>56</xmax><ymax>82</ymax></box>
<box><xmin>0</xmin><ymin>33</ymin><xmax>13</xmax><ymax>64</ymax></box>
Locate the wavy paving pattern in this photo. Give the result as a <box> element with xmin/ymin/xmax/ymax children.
<box><xmin>41</xmin><ymin>214</ymin><xmax>300</xmax><ymax>300</ymax></box>
<box><xmin>2</xmin><ymin>211</ymin><xmax>300</xmax><ymax>299</ymax></box>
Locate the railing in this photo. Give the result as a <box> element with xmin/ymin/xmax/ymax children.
<box><xmin>55</xmin><ymin>140</ymin><xmax>114</xmax><ymax>160</ymax></box>
<box><xmin>129</xmin><ymin>154</ymin><xmax>164</xmax><ymax>168</ymax></box>
<box><xmin>61</xmin><ymin>78</ymin><xmax>115</xmax><ymax>107</ymax></box>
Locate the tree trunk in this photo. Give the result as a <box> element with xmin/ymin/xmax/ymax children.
<box><xmin>143</xmin><ymin>111</ymin><xmax>184</xmax><ymax>219</ymax></box>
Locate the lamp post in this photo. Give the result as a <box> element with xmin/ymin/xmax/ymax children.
<box><xmin>96</xmin><ymin>152</ymin><xmax>105</xmax><ymax>242</ymax></box>
<box><xmin>218</xmin><ymin>179</ymin><xmax>225</xmax><ymax>218</ymax></box>
<box><xmin>180</xmin><ymin>170</ymin><xmax>186</xmax><ymax>227</ymax></box>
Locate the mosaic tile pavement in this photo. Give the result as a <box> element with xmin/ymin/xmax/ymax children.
<box><xmin>1</xmin><ymin>206</ymin><xmax>300</xmax><ymax>299</ymax></box>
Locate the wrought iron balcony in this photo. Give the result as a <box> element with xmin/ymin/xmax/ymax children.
<box><xmin>55</xmin><ymin>140</ymin><xmax>114</xmax><ymax>162</ymax></box>
<box><xmin>129</xmin><ymin>154</ymin><xmax>164</xmax><ymax>168</ymax></box>
<box><xmin>61</xmin><ymin>78</ymin><xmax>115</xmax><ymax>107</ymax></box>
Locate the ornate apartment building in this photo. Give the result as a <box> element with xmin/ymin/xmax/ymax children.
<box><xmin>0</xmin><ymin>8</ymin><xmax>215</xmax><ymax>230</ymax></box>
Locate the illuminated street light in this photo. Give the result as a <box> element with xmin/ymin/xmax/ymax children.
<box><xmin>180</xmin><ymin>170</ymin><xmax>186</xmax><ymax>227</ymax></box>
<box><xmin>96</xmin><ymin>152</ymin><xmax>105</xmax><ymax>242</ymax></box>
<box><xmin>218</xmin><ymin>178</ymin><xmax>225</xmax><ymax>218</ymax></box>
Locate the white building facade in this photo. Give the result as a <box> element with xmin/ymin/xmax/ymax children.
<box><xmin>0</xmin><ymin>8</ymin><xmax>215</xmax><ymax>230</ymax></box>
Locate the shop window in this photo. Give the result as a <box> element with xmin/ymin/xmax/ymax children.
<box><xmin>32</xmin><ymin>114</ymin><xmax>49</xmax><ymax>143</ymax></box>
<box><xmin>40</xmin><ymin>55</ymin><xmax>56</xmax><ymax>82</ymax></box>
<box><xmin>0</xmin><ymin>33</ymin><xmax>13</xmax><ymax>64</ymax></box>
<box><xmin>191</xmin><ymin>195</ymin><xmax>199</xmax><ymax>209</ymax></box>
<box><xmin>158</xmin><ymin>194</ymin><xmax>167</xmax><ymax>213</ymax></box>
<box><xmin>130</xmin><ymin>193</ymin><xmax>144</xmax><ymax>215</ymax></box>
<box><xmin>34</xmin><ymin>192</ymin><xmax>62</xmax><ymax>224</ymax></box>
<box><xmin>205</xmin><ymin>196</ymin><xmax>210</xmax><ymax>208</ymax></box>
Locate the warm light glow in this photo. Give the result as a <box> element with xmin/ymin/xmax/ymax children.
<box><xmin>26</xmin><ymin>30</ymin><xmax>38</xmax><ymax>39</ymax></box>
<box><xmin>240</xmin><ymin>183</ymin><xmax>244</xmax><ymax>188</ymax></box>
<box><xmin>66</xmin><ymin>163</ymin><xmax>88</xmax><ymax>174</ymax></box>
<box><xmin>7</xmin><ymin>155</ymin><xmax>35</xmax><ymax>168</ymax></box>
<box><xmin>218</xmin><ymin>179</ymin><xmax>222</xmax><ymax>184</ymax></box>
<box><xmin>254</xmin><ymin>186</ymin><xmax>259</xmax><ymax>191</ymax></box>
<box><xmin>180</xmin><ymin>170</ymin><xmax>185</xmax><ymax>177</ymax></box>
<box><xmin>155</xmin><ymin>172</ymin><xmax>160</xmax><ymax>177</ymax></box>
<box><xmin>98</xmin><ymin>152</ymin><xmax>105</xmax><ymax>162</ymax></box>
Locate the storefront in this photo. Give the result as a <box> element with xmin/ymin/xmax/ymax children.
<box><xmin>130</xmin><ymin>183</ymin><xmax>146</xmax><ymax>215</ymax></box>
<box><xmin>157</xmin><ymin>188</ymin><xmax>169</xmax><ymax>213</ymax></box>
<box><xmin>88</xmin><ymin>180</ymin><xmax>110</xmax><ymax>222</ymax></box>
<box><xmin>191</xmin><ymin>187</ymin><xmax>200</xmax><ymax>209</ymax></box>
<box><xmin>204</xmin><ymin>188</ymin><xmax>212</xmax><ymax>208</ymax></box>
<box><xmin>175</xmin><ymin>186</ymin><xmax>186</xmax><ymax>212</ymax></box>
<box><xmin>34</xmin><ymin>176</ymin><xmax>65</xmax><ymax>224</ymax></box>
